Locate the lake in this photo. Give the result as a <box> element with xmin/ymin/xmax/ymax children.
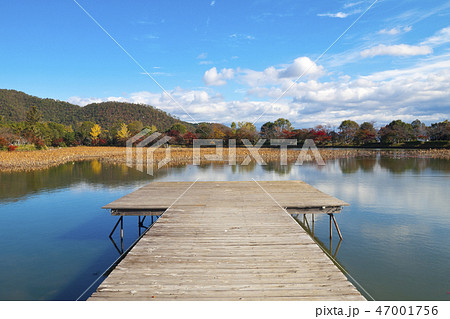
<box><xmin>0</xmin><ymin>157</ymin><xmax>449</xmax><ymax>300</ymax></box>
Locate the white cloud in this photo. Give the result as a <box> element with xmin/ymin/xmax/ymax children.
<box><xmin>360</xmin><ymin>44</ymin><xmax>433</xmax><ymax>58</ymax></box>
<box><xmin>203</xmin><ymin>67</ymin><xmax>235</xmax><ymax>86</ymax></box>
<box><xmin>68</xmin><ymin>56</ymin><xmax>450</xmax><ymax>128</ymax></box>
<box><xmin>199</xmin><ymin>60</ymin><xmax>213</xmax><ymax>65</ymax></box>
<box><xmin>421</xmin><ymin>26</ymin><xmax>450</xmax><ymax>46</ymax></box>
<box><xmin>239</xmin><ymin>57</ymin><xmax>325</xmax><ymax>87</ymax></box>
<box><xmin>378</xmin><ymin>26</ymin><xmax>412</xmax><ymax>35</ymax></box>
<box><xmin>229</xmin><ymin>33</ymin><xmax>255</xmax><ymax>40</ymax></box>
<box><xmin>197</xmin><ymin>52</ymin><xmax>207</xmax><ymax>59</ymax></box>
<box><xmin>210</xmin><ymin>0</ymin><xmax>215</xmax><ymax>6</ymax></box>
<box><xmin>317</xmin><ymin>12</ymin><xmax>349</xmax><ymax>18</ymax></box>
<box><xmin>344</xmin><ymin>1</ymin><xmax>363</xmax><ymax>9</ymax></box>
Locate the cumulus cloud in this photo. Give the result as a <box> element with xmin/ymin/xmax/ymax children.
<box><xmin>378</xmin><ymin>26</ymin><xmax>412</xmax><ymax>35</ymax></box>
<box><xmin>360</xmin><ymin>44</ymin><xmax>433</xmax><ymax>57</ymax></box>
<box><xmin>421</xmin><ymin>26</ymin><xmax>450</xmax><ymax>46</ymax></box>
<box><xmin>203</xmin><ymin>67</ymin><xmax>235</xmax><ymax>86</ymax></box>
<box><xmin>239</xmin><ymin>57</ymin><xmax>325</xmax><ymax>87</ymax></box>
<box><xmin>69</xmin><ymin>54</ymin><xmax>450</xmax><ymax>128</ymax></box>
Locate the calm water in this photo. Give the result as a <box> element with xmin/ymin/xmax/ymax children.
<box><xmin>0</xmin><ymin>157</ymin><xmax>449</xmax><ymax>300</ymax></box>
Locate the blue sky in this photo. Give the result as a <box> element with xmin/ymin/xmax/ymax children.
<box><xmin>1</xmin><ymin>0</ymin><xmax>449</xmax><ymax>128</ymax></box>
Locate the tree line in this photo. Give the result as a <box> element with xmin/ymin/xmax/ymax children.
<box><xmin>0</xmin><ymin>106</ymin><xmax>448</xmax><ymax>151</ymax></box>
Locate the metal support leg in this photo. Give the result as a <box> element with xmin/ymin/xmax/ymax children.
<box><xmin>312</xmin><ymin>214</ymin><xmax>315</xmax><ymax>235</ymax></box>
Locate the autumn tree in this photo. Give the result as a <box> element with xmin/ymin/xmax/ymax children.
<box><xmin>355</xmin><ymin>122</ymin><xmax>377</xmax><ymax>144</ymax></box>
<box><xmin>273</xmin><ymin>118</ymin><xmax>292</xmax><ymax>135</ymax></box>
<box><xmin>117</xmin><ymin>123</ymin><xmax>130</xmax><ymax>141</ymax></box>
<box><xmin>236</xmin><ymin>122</ymin><xmax>258</xmax><ymax>144</ymax></box>
<box><xmin>128</xmin><ymin>120</ymin><xmax>144</xmax><ymax>135</ymax></box>
<box><xmin>90</xmin><ymin>124</ymin><xmax>101</xmax><ymax>140</ymax></box>
<box><xmin>169</xmin><ymin>123</ymin><xmax>187</xmax><ymax>135</ymax></box>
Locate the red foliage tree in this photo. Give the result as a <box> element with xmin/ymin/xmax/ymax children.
<box><xmin>182</xmin><ymin>131</ymin><xmax>197</xmax><ymax>146</ymax></box>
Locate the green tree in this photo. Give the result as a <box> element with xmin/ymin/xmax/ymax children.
<box><xmin>230</xmin><ymin>122</ymin><xmax>237</xmax><ymax>134</ymax></box>
<box><xmin>338</xmin><ymin>120</ymin><xmax>359</xmax><ymax>144</ymax></box>
<box><xmin>379</xmin><ymin>120</ymin><xmax>415</xmax><ymax>143</ymax></box>
<box><xmin>25</xmin><ymin>106</ymin><xmax>42</xmax><ymax>126</ymax></box>
<box><xmin>76</xmin><ymin>121</ymin><xmax>95</xmax><ymax>145</ymax></box>
<box><xmin>195</xmin><ymin>123</ymin><xmax>213</xmax><ymax>139</ymax></box>
<box><xmin>428</xmin><ymin>120</ymin><xmax>449</xmax><ymax>141</ymax></box>
<box><xmin>24</xmin><ymin>106</ymin><xmax>43</xmax><ymax>137</ymax></box>
<box><xmin>261</xmin><ymin>121</ymin><xmax>276</xmax><ymax>139</ymax></box>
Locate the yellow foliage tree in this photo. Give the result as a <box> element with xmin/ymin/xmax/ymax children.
<box><xmin>213</xmin><ymin>126</ymin><xmax>225</xmax><ymax>139</ymax></box>
<box><xmin>148</xmin><ymin>125</ymin><xmax>157</xmax><ymax>134</ymax></box>
<box><xmin>90</xmin><ymin>124</ymin><xmax>101</xmax><ymax>139</ymax></box>
<box><xmin>117</xmin><ymin>123</ymin><xmax>130</xmax><ymax>140</ymax></box>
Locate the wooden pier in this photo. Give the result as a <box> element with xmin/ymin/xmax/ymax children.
<box><xmin>89</xmin><ymin>181</ymin><xmax>365</xmax><ymax>301</ymax></box>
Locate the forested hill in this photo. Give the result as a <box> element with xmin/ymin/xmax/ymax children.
<box><xmin>0</xmin><ymin>89</ymin><xmax>194</xmax><ymax>131</ymax></box>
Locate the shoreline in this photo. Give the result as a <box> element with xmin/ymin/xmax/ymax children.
<box><xmin>1</xmin><ymin>146</ymin><xmax>449</xmax><ymax>172</ymax></box>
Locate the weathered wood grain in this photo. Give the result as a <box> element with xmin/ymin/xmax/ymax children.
<box><xmin>90</xmin><ymin>181</ymin><xmax>364</xmax><ymax>301</ymax></box>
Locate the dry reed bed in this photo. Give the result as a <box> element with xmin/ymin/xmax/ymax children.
<box><xmin>1</xmin><ymin>146</ymin><xmax>449</xmax><ymax>172</ymax></box>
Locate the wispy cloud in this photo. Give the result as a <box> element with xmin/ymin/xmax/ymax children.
<box><xmin>378</xmin><ymin>26</ymin><xmax>412</xmax><ymax>35</ymax></box>
<box><xmin>140</xmin><ymin>71</ymin><xmax>173</xmax><ymax>76</ymax></box>
<box><xmin>210</xmin><ymin>0</ymin><xmax>216</xmax><ymax>7</ymax></box>
<box><xmin>344</xmin><ymin>1</ymin><xmax>363</xmax><ymax>9</ymax></box>
<box><xmin>360</xmin><ymin>44</ymin><xmax>432</xmax><ymax>58</ymax></box>
<box><xmin>229</xmin><ymin>33</ymin><xmax>255</xmax><ymax>40</ymax></box>
<box><xmin>421</xmin><ymin>26</ymin><xmax>450</xmax><ymax>46</ymax></box>
<box><xmin>197</xmin><ymin>52</ymin><xmax>208</xmax><ymax>59</ymax></box>
<box><xmin>317</xmin><ymin>12</ymin><xmax>351</xmax><ymax>18</ymax></box>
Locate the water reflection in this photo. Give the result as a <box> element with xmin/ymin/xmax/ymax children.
<box><xmin>2</xmin><ymin>158</ymin><xmax>448</xmax><ymax>204</ymax></box>
<box><xmin>292</xmin><ymin>213</ymin><xmax>343</xmax><ymax>259</ymax></box>
<box><xmin>336</xmin><ymin>156</ymin><xmax>450</xmax><ymax>175</ymax></box>
<box><xmin>1</xmin><ymin>157</ymin><xmax>449</xmax><ymax>300</ymax></box>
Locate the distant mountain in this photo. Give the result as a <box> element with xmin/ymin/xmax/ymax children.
<box><xmin>0</xmin><ymin>89</ymin><xmax>195</xmax><ymax>132</ymax></box>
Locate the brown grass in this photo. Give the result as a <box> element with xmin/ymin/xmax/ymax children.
<box><xmin>1</xmin><ymin>146</ymin><xmax>449</xmax><ymax>172</ymax></box>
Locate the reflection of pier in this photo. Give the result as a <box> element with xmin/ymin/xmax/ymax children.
<box><xmin>292</xmin><ymin>214</ymin><xmax>343</xmax><ymax>258</ymax></box>
<box><xmin>93</xmin><ymin>181</ymin><xmax>364</xmax><ymax>300</ymax></box>
<box><xmin>108</xmin><ymin>214</ymin><xmax>161</xmax><ymax>254</ymax></box>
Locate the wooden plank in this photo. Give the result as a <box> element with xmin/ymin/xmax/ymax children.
<box><xmin>90</xmin><ymin>181</ymin><xmax>363</xmax><ymax>301</ymax></box>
